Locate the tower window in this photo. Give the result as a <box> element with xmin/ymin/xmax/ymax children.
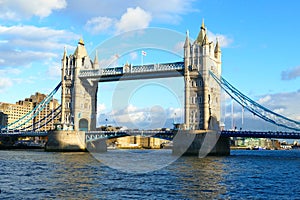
<box><xmin>199</xmin><ymin>80</ymin><xmax>202</xmax><ymax>86</ymax></box>
<box><xmin>198</xmin><ymin>96</ymin><xmax>202</xmax><ymax>103</ymax></box>
<box><xmin>82</xmin><ymin>57</ymin><xmax>85</xmax><ymax>66</ymax></box>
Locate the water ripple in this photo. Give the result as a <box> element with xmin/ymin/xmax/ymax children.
<box><xmin>0</xmin><ymin>150</ymin><xmax>299</xmax><ymax>199</ymax></box>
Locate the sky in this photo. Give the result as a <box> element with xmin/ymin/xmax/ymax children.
<box><xmin>1</xmin><ymin>0</ymin><xmax>300</xmax><ymax>130</ymax></box>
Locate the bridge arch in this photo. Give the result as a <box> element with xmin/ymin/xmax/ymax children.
<box><xmin>79</xmin><ymin>118</ymin><xmax>89</xmax><ymax>131</ymax></box>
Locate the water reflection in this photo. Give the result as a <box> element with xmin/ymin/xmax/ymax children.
<box><xmin>46</xmin><ymin>152</ymin><xmax>101</xmax><ymax>199</ymax></box>
<box><xmin>171</xmin><ymin>156</ymin><xmax>227</xmax><ymax>199</ymax></box>
<box><xmin>1</xmin><ymin>150</ymin><xmax>299</xmax><ymax>199</ymax></box>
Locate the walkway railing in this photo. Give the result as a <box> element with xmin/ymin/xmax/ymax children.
<box><xmin>221</xmin><ymin>130</ymin><xmax>300</xmax><ymax>139</ymax></box>
<box><xmin>78</xmin><ymin>62</ymin><xmax>184</xmax><ymax>78</ymax></box>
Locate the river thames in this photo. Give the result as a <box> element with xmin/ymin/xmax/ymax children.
<box><xmin>0</xmin><ymin>149</ymin><xmax>299</xmax><ymax>199</ymax></box>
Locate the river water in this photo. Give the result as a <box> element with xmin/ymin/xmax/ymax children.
<box><xmin>0</xmin><ymin>149</ymin><xmax>299</xmax><ymax>199</ymax></box>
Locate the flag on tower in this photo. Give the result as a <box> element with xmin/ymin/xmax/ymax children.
<box><xmin>141</xmin><ymin>50</ymin><xmax>147</xmax><ymax>56</ymax></box>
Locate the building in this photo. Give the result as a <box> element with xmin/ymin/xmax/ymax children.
<box><xmin>0</xmin><ymin>111</ymin><xmax>8</xmax><ymax>128</ymax></box>
<box><xmin>231</xmin><ymin>137</ymin><xmax>281</xmax><ymax>150</ymax></box>
<box><xmin>26</xmin><ymin>92</ymin><xmax>61</xmax><ymax>131</ymax></box>
<box><xmin>0</xmin><ymin>93</ymin><xmax>60</xmax><ymax>131</ymax></box>
<box><xmin>0</xmin><ymin>102</ymin><xmax>33</xmax><ymax>130</ymax></box>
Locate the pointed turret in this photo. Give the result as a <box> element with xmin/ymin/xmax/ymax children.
<box><xmin>62</xmin><ymin>46</ymin><xmax>67</xmax><ymax>59</ymax></box>
<box><xmin>184</xmin><ymin>30</ymin><xmax>191</xmax><ymax>48</ymax></box>
<box><xmin>74</xmin><ymin>38</ymin><xmax>88</xmax><ymax>56</ymax></box>
<box><xmin>214</xmin><ymin>38</ymin><xmax>221</xmax><ymax>53</ymax></box>
<box><xmin>184</xmin><ymin>30</ymin><xmax>191</xmax><ymax>70</ymax></box>
<box><xmin>201</xmin><ymin>18</ymin><xmax>205</xmax><ymax>29</ymax></box>
<box><xmin>214</xmin><ymin>38</ymin><xmax>221</xmax><ymax>60</ymax></box>
<box><xmin>62</xmin><ymin>46</ymin><xmax>67</xmax><ymax>72</ymax></box>
<box><xmin>195</xmin><ymin>19</ymin><xmax>206</xmax><ymax>45</ymax></box>
<box><xmin>93</xmin><ymin>50</ymin><xmax>99</xmax><ymax>69</ymax></box>
<box><xmin>78</xmin><ymin>37</ymin><xmax>84</xmax><ymax>46</ymax></box>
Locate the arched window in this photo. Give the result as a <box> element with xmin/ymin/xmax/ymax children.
<box><xmin>79</xmin><ymin>118</ymin><xmax>88</xmax><ymax>131</ymax></box>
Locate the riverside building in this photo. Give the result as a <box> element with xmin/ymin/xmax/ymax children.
<box><xmin>0</xmin><ymin>93</ymin><xmax>60</xmax><ymax>131</ymax></box>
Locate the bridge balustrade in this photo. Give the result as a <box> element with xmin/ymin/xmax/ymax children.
<box><xmin>221</xmin><ymin>130</ymin><xmax>300</xmax><ymax>139</ymax></box>
<box><xmin>78</xmin><ymin>62</ymin><xmax>184</xmax><ymax>78</ymax></box>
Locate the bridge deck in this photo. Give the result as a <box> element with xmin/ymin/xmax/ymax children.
<box><xmin>78</xmin><ymin>62</ymin><xmax>184</xmax><ymax>81</ymax></box>
<box><xmin>0</xmin><ymin>131</ymin><xmax>48</xmax><ymax>137</ymax></box>
<box><xmin>221</xmin><ymin>130</ymin><xmax>300</xmax><ymax>139</ymax></box>
<box><xmin>1</xmin><ymin>130</ymin><xmax>300</xmax><ymax>140</ymax></box>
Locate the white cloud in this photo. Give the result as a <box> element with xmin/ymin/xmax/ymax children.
<box><xmin>129</xmin><ymin>52</ymin><xmax>138</xmax><ymax>60</ymax></box>
<box><xmin>207</xmin><ymin>30</ymin><xmax>233</xmax><ymax>48</ymax></box>
<box><xmin>68</xmin><ymin>0</ymin><xmax>195</xmax><ymax>25</ymax></box>
<box><xmin>173</xmin><ymin>41</ymin><xmax>184</xmax><ymax>55</ymax></box>
<box><xmin>0</xmin><ymin>68</ymin><xmax>21</xmax><ymax>76</ymax></box>
<box><xmin>272</xmin><ymin>108</ymin><xmax>285</xmax><ymax>115</ymax></box>
<box><xmin>258</xmin><ymin>95</ymin><xmax>271</xmax><ymax>104</ymax></box>
<box><xmin>167</xmin><ymin>107</ymin><xmax>182</xmax><ymax>118</ymax></box>
<box><xmin>116</xmin><ymin>7</ymin><xmax>152</xmax><ymax>33</ymax></box>
<box><xmin>281</xmin><ymin>66</ymin><xmax>300</xmax><ymax>80</ymax></box>
<box><xmin>0</xmin><ymin>77</ymin><xmax>13</xmax><ymax>93</ymax></box>
<box><xmin>0</xmin><ymin>25</ymin><xmax>78</xmax><ymax>67</ymax></box>
<box><xmin>85</xmin><ymin>7</ymin><xmax>152</xmax><ymax>34</ymax></box>
<box><xmin>98</xmin><ymin>54</ymin><xmax>121</xmax><ymax>68</ymax></box>
<box><xmin>97</xmin><ymin>103</ymin><xmax>107</xmax><ymax>113</ymax></box>
<box><xmin>46</xmin><ymin>65</ymin><xmax>61</xmax><ymax>79</ymax></box>
<box><xmin>99</xmin><ymin>104</ymin><xmax>184</xmax><ymax>129</ymax></box>
<box><xmin>223</xmin><ymin>90</ymin><xmax>300</xmax><ymax>130</ymax></box>
<box><xmin>0</xmin><ymin>0</ymin><xmax>67</xmax><ymax>20</ymax></box>
<box><xmin>85</xmin><ymin>17</ymin><xmax>116</xmax><ymax>34</ymax></box>
<box><xmin>0</xmin><ymin>25</ymin><xmax>77</xmax><ymax>42</ymax></box>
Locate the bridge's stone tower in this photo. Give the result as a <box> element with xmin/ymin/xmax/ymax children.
<box><xmin>183</xmin><ymin>21</ymin><xmax>222</xmax><ymax>130</ymax></box>
<box><xmin>61</xmin><ymin>39</ymin><xmax>98</xmax><ymax>131</ymax></box>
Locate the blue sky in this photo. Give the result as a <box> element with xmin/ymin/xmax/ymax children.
<box><xmin>0</xmin><ymin>0</ymin><xmax>300</xmax><ymax>129</ymax></box>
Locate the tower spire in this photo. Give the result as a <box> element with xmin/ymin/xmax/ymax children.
<box><xmin>215</xmin><ymin>37</ymin><xmax>221</xmax><ymax>53</ymax></box>
<box><xmin>196</xmin><ymin>18</ymin><xmax>206</xmax><ymax>45</ymax></box>
<box><xmin>214</xmin><ymin>37</ymin><xmax>221</xmax><ymax>60</ymax></box>
<box><xmin>93</xmin><ymin>50</ymin><xmax>99</xmax><ymax>69</ymax></box>
<box><xmin>78</xmin><ymin>37</ymin><xmax>84</xmax><ymax>45</ymax></box>
<box><xmin>184</xmin><ymin>30</ymin><xmax>191</xmax><ymax>48</ymax></box>
<box><xmin>201</xmin><ymin>18</ymin><xmax>205</xmax><ymax>30</ymax></box>
<box><xmin>63</xmin><ymin>46</ymin><xmax>67</xmax><ymax>59</ymax></box>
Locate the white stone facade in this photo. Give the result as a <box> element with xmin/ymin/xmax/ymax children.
<box><xmin>183</xmin><ymin>21</ymin><xmax>222</xmax><ymax>130</ymax></box>
<box><xmin>61</xmin><ymin>39</ymin><xmax>98</xmax><ymax>131</ymax></box>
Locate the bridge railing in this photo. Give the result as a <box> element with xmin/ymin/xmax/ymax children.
<box><xmin>85</xmin><ymin>130</ymin><xmax>174</xmax><ymax>142</ymax></box>
<box><xmin>221</xmin><ymin>130</ymin><xmax>300</xmax><ymax>139</ymax></box>
<box><xmin>79</xmin><ymin>62</ymin><xmax>184</xmax><ymax>77</ymax></box>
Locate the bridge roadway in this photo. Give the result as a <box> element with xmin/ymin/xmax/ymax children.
<box><xmin>0</xmin><ymin>131</ymin><xmax>48</xmax><ymax>137</ymax></box>
<box><xmin>1</xmin><ymin>130</ymin><xmax>300</xmax><ymax>140</ymax></box>
<box><xmin>78</xmin><ymin>62</ymin><xmax>184</xmax><ymax>81</ymax></box>
<box><xmin>221</xmin><ymin>130</ymin><xmax>300</xmax><ymax>139</ymax></box>
<box><xmin>85</xmin><ymin>130</ymin><xmax>174</xmax><ymax>142</ymax></box>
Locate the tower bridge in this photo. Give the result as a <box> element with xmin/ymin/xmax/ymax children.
<box><xmin>59</xmin><ymin>21</ymin><xmax>222</xmax><ymax>134</ymax></box>
<box><xmin>2</xmin><ymin>21</ymin><xmax>300</xmax><ymax>155</ymax></box>
<box><xmin>45</xmin><ymin>21</ymin><xmax>226</xmax><ymax>155</ymax></box>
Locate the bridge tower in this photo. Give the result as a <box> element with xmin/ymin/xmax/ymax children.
<box><xmin>183</xmin><ymin>20</ymin><xmax>222</xmax><ymax>131</ymax></box>
<box><xmin>61</xmin><ymin>39</ymin><xmax>98</xmax><ymax>131</ymax></box>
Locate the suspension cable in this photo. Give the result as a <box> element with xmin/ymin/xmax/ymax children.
<box><xmin>209</xmin><ymin>71</ymin><xmax>300</xmax><ymax>131</ymax></box>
